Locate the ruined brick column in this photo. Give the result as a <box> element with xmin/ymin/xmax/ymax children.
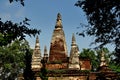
<box><xmin>49</xmin><ymin>13</ymin><xmax>68</xmax><ymax>62</ymax></box>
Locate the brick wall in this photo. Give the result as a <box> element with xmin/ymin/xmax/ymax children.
<box><xmin>46</xmin><ymin>63</ymin><xmax>68</xmax><ymax>70</ymax></box>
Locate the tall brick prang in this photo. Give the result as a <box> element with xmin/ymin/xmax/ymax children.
<box><xmin>49</xmin><ymin>13</ymin><xmax>68</xmax><ymax>62</ymax></box>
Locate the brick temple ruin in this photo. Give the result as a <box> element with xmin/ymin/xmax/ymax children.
<box><xmin>30</xmin><ymin>13</ymin><xmax>119</xmax><ymax>80</ymax></box>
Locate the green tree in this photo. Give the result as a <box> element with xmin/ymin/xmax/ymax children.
<box><xmin>75</xmin><ymin>0</ymin><xmax>120</xmax><ymax>64</ymax></box>
<box><xmin>0</xmin><ymin>39</ymin><xmax>32</xmax><ymax>79</ymax></box>
<box><xmin>23</xmin><ymin>49</ymin><xmax>34</xmax><ymax>80</ymax></box>
<box><xmin>109</xmin><ymin>51</ymin><xmax>120</xmax><ymax>72</ymax></box>
<box><xmin>0</xmin><ymin>18</ymin><xmax>40</xmax><ymax>46</ymax></box>
<box><xmin>0</xmin><ymin>0</ymin><xmax>40</xmax><ymax>46</ymax></box>
<box><xmin>0</xmin><ymin>1</ymin><xmax>39</xmax><ymax>79</ymax></box>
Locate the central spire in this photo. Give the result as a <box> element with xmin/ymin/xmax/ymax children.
<box><xmin>35</xmin><ymin>35</ymin><xmax>40</xmax><ymax>49</ymax></box>
<box><xmin>71</xmin><ymin>33</ymin><xmax>77</xmax><ymax>46</ymax></box>
<box><xmin>55</xmin><ymin>13</ymin><xmax>63</xmax><ymax>28</ymax></box>
<box><xmin>49</xmin><ymin>13</ymin><xmax>68</xmax><ymax>62</ymax></box>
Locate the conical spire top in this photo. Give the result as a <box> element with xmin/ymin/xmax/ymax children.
<box><xmin>35</xmin><ymin>35</ymin><xmax>40</xmax><ymax>49</ymax></box>
<box><xmin>71</xmin><ymin>33</ymin><xmax>77</xmax><ymax>46</ymax></box>
<box><xmin>44</xmin><ymin>45</ymin><xmax>47</xmax><ymax>52</ymax></box>
<box><xmin>57</xmin><ymin>13</ymin><xmax>61</xmax><ymax>21</ymax></box>
<box><xmin>55</xmin><ymin>13</ymin><xmax>63</xmax><ymax>28</ymax></box>
<box><xmin>44</xmin><ymin>45</ymin><xmax>48</xmax><ymax>58</ymax></box>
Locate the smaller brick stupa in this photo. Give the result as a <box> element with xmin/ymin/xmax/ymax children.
<box><xmin>98</xmin><ymin>50</ymin><xmax>109</xmax><ymax>72</ymax></box>
<box><xmin>94</xmin><ymin>50</ymin><xmax>119</xmax><ymax>80</ymax></box>
<box><xmin>69</xmin><ymin>33</ymin><xmax>80</xmax><ymax>69</ymax></box>
<box><xmin>100</xmin><ymin>50</ymin><xmax>108</xmax><ymax>67</ymax></box>
<box><xmin>31</xmin><ymin>36</ymin><xmax>42</xmax><ymax>71</ymax></box>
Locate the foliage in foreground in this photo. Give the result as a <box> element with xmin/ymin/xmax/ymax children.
<box><xmin>0</xmin><ymin>39</ymin><xmax>33</xmax><ymax>79</ymax></box>
<box><xmin>0</xmin><ymin>18</ymin><xmax>40</xmax><ymax>46</ymax></box>
<box><xmin>75</xmin><ymin>0</ymin><xmax>120</xmax><ymax>65</ymax></box>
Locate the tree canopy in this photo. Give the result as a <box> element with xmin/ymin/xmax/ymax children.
<box><xmin>0</xmin><ymin>18</ymin><xmax>40</xmax><ymax>46</ymax></box>
<box><xmin>0</xmin><ymin>0</ymin><xmax>39</xmax><ymax>79</ymax></box>
<box><xmin>75</xmin><ymin>0</ymin><xmax>120</xmax><ymax>64</ymax></box>
<box><xmin>75</xmin><ymin>0</ymin><xmax>120</xmax><ymax>48</ymax></box>
<box><xmin>0</xmin><ymin>39</ymin><xmax>32</xmax><ymax>79</ymax></box>
<box><xmin>0</xmin><ymin>0</ymin><xmax>40</xmax><ymax>46</ymax></box>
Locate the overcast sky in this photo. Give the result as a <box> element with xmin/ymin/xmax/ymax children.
<box><xmin>0</xmin><ymin>0</ymin><xmax>114</xmax><ymax>56</ymax></box>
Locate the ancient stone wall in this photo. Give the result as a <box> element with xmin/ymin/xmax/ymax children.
<box><xmin>48</xmin><ymin>76</ymin><xmax>88</xmax><ymax>80</ymax></box>
<box><xmin>89</xmin><ymin>72</ymin><xmax>97</xmax><ymax>80</ymax></box>
<box><xmin>46</xmin><ymin>63</ymin><xmax>68</xmax><ymax>70</ymax></box>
